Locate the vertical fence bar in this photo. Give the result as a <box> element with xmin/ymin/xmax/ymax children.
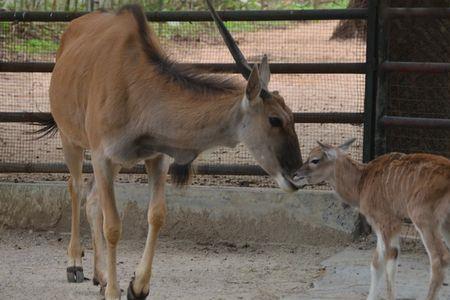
<box><xmin>88</xmin><ymin>0</ymin><xmax>94</xmax><ymax>11</ymax></box>
<box><xmin>362</xmin><ymin>0</ymin><xmax>379</xmax><ymax>163</ymax></box>
<box><xmin>357</xmin><ymin>0</ymin><xmax>379</xmax><ymax>238</ymax></box>
<box><xmin>374</xmin><ymin>0</ymin><xmax>389</xmax><ymax>157</ymax></box>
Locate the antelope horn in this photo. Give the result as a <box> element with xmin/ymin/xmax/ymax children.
<box><xmin>205</xmin><ymin>0</ymin><xmax>252</xmax><ymax>79</ymax></box>
<box><xmin>206</xmin><ymin>0</ymin><xmax>271</xmax><ymax>98</ymax></box>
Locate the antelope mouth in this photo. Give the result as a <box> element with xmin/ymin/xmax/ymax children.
<box><xmin>291</xmin><ymin>173</ymin><xmax>309</xmax><ymax>189</ymax></box>
<box><xmin>275</xmin><ymin>173</ymin><xmax>304</xmax><ymax>192</ymax></box>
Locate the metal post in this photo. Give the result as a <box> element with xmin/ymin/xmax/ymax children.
<box><xmin>362</xmin><ymin>0</ymin><xmax>379</xmax><ymax>163</ymax></box>
<box><xmin>358</xmin><ymin>0</ymin><xmax>380</xmax><ymax>238</ymax></box>
<box><xmin>374</xmin><ymin>0</ymin><xmax>389</xmax><ymax>157</ymax></box>
<box><xmin>88</xmin><ymin>0</ymin><xmax>94</xmax><ymax>11</ymax></box>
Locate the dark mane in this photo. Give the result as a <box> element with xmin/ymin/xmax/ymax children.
<box><xmin>118</xmin><ymin>5</ymin><xmax>240</xmax><ymax>94</ymax></box>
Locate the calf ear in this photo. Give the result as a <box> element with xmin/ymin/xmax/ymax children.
<box><xmin>317</xmin><ymin>141</ymin><xmax>337</xmax><ymax>159</ymax></box>
<box><xmin>245</xmin><ymin>64</ymin><xmax>262</xmax><ymax>104</ymax></box>
<box><xmin>338</xmin><ymin>138</ymin><xmax>356</xmax><ymax>151</ymax></box>
<box><xmin>317</xmin><ymin>141</ymin><xmax>332</xmax><ymax>151</ymax></box>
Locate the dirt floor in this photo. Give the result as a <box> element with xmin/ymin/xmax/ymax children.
<box><xmin>0</xmin><ymin>229</ymin><xmax>345</xmax><ymax>300</ymax></box>
<box><xmin>0</xmin><ymin>229</ymin><xmax>447</xmax><ymax>300</ymax></box>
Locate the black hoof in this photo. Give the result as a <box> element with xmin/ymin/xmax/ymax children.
<box><xmin>93</xmin><ymin>276</ymin><xmax>100</xmax><ymax>286</ymax></box>
<box><xmin>99</xmin><ymin>284</ymin><xmax>106</xmax><ymax>296</ymax></box>
<box><xmin>66</xmin><ymin>266</ymin><xmax>84</xmax><ymax>283</ymax></box>
<box><xmin>127</xmin><ymin>279</ymin><xmax>149</xmax><ymax>300</ymax></box>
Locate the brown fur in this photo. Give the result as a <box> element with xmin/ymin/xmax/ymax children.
<box><xmin>298</xmin><ymin>144</ymin><xmax>450</xmax><ymax>300</ymax></box>
<box><xmin>47</xmin><ymin>4</ymin><xmax>302</xmax><ymax>299</ymax></box>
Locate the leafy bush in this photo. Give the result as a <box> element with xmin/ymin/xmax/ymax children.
<box><xmin>9</xmin><ymin>38</ymin><xmax>59</xmax><ymax>53</ymax></box>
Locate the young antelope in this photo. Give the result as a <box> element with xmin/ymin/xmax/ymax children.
<box><xmin>295</xmin><ymin>139</ymin><xmax>450</xmax><ymax>300</ymax></box>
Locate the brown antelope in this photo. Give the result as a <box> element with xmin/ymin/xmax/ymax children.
<box><xmin>37</xmin><ymin>2</ymin><xmax>302</xmax><ymax>299</ymax></box>
<box><xmin>295</xmin><ymin>139</ymin><xmax>450</xmax><ymax>300</ymax></box>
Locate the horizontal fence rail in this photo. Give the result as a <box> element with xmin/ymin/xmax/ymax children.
<box><xmin>0</xmin><ymin>112</ymin><xmax>364</xmax><ymax>124</ymax></box>
<box><xmin>380</xmin><ymin>62</ymin><xmax>450</xmax><ymax>73</ymax></box>
<box><xmin>0</xmin><ymin>62</ymin><xmax>368</xmax><ymax>74</ymax></box>
<box><xmin>0</xmin><ymin>8</ymin><xmax>368</xmax><ymax>22</ymax></box>
<box><xmin>0</xmin><ymin>8</ymin><xmax>368</xmax><ymax>176</ymax></box>
<box><xmin>293</xmin><ymin>112</ymin><xmax>363</xmax><ymax>124</ymax></box>
<box><xmin>0</xmin><ymin>162</ymin><xmax>267</xmax><ymax>176</ymax></box>
<box><xmin>385</xmin><ymin>7</ymin><xmax>450</xmax><ymax>19</ymax></box>
<box><xmin>380</xmin><ymin>116</ymin><xmax>450</xmax><ymax>129</ymax></box>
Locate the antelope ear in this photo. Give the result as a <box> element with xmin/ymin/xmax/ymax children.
<box><xmin>338</xmin><ymin>138</ymin><xmax>356</xmax><ymax>151</ymax></box>
<box><xmin>245</xmin><ymin>64</ymin><xmax>262</xmax><ymax>104</ymax></box>
<box><xmin>259</xmin><ymin>54</ymin><xmax>270</xmax><ymax>89</ymax></box>
<box><xmin>317</xmin><ymin>141</ymin><xmax>337</xmax><ymax>159</ymax></box>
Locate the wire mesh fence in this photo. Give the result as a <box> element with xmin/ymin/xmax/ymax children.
<box><xmin>382</xmin><ymin>12</ymin><xmax>450</xmax><ymax>158</ymax></box>
<box><xmin>0</xmin><ymin>17</ymin><xmax>366</xmax><ymax>187</ymax></box>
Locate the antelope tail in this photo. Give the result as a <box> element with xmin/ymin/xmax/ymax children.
<box><xmin>29</xmin><ymin>114</ymin><xmax>58</xmax><ymax>139</ymax></box>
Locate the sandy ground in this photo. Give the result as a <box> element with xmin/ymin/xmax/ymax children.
<box><xmin>0</xmin><ymin>229</ymin><xmax>344</xmax><ymax>300</ymax></box>
<box><xmin>0</xmin><ymin>230</ymin><xmax>445</xmax><ymax>300</ymax></box>
<box><xmin>305</xmin><ymin>244</ymin><xmax>450</xmax><ymax>300</ymax></box>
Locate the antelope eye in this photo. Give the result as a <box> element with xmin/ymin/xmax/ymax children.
<box><xmin>269</xmin><ymin>117</ymin><xmax>282</xmax><ymax>127</ymax></box>
<box><xmin>310</xmin><ymin>159</ymin><xmax>320</xmax><ymax>164</ymax></box>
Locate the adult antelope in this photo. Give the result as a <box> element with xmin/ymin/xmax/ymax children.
<box><xmin>296</xmin><ymin>139</ymin><xmax>450</xmax><ymax>300</ymax></box>
<box><xmin>38</xmin><ymin>2</ymin><xmax>302</xmax><ymax>299</ymax></box>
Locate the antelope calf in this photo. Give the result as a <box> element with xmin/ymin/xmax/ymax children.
<box><xmin>295</xmin><ymin>139</ymin><xmax>450</xmax><ymax>300</ymax></box>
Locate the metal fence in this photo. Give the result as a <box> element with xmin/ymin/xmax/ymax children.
<box><xmin>374</xmin><ymin>4</ymin><xmax>450</xmax><ymax>158</ymax></box>
<box><xmin>0</xmin><ymin>7</ymin><xmax>371</xmax><ymax>185</ymax></box>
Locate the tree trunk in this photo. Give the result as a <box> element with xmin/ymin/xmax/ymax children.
<box><xmin>330</xmin><ymin>0</ymin><xmax>368</xmax><ymax>40</ymax></box>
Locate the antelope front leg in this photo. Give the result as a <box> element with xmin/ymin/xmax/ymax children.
<box><xmin>128</xmin><ymin>155</ymin><xmax>168</xmax><ymax>299</ymax></box>
<box><xmin>92</xmin><ymin>154</ymin><xmax>122</xmax><ymax>300</ymax></box>
<box><xmin>414</xmin><ymin>219</ymin><xmax>448</xmax><ymax>300</ymax></box>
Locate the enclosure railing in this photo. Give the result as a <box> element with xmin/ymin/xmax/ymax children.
<box><xmin>375</xmin><ymin>6</ymin><xmax>450</xmax><ymax>156</ymax></box>
<box><xmin>0</xmin><ymin>7</ymin><xmax>373</xmax><ymax>175</ymax></box>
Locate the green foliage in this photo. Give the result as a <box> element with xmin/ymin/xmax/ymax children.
<box><xmin>9</xmin><ymin>38</ymin><xmax>59</xmax><ymax>53</ymax></box>
<box><xmin>322</xmin><ymin>0</ymin><xmax>350</xmax><ymax>9</ymax></box>
<box><xmin>0</xmin><ymin>22</ymin><xmax>11</xmax><ymax>33</ymax></box>
<box><xmin>156</xmin><ymin>20</ymin><xmax>288</xmax><ymax>41</ymax></box>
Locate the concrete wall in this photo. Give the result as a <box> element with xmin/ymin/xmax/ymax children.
<box><xmin>0</xmin><ymin>182</ymin><xmax>359</xmax><ymax>245</ymax></box>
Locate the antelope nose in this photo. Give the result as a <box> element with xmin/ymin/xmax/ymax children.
<box><xmin>292</xmin><ymin>171</ymin><xmax>305</xmax><ymax>182</ymax></box>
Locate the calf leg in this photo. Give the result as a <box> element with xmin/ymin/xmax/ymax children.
<box><xmin>385</xmin><ymin>234</ymin><xmax>400</xmax><ymax>300</ymax></box>
<box><xmin>440</xmin><ymin>216</ymin><xmax>450</xmax><ymax>250</ymax></box>
<box><xmin>61</xmin><ymin>134</ymin><xmax>85</xmax><ymax>283</ymax></box>
<box><xmin>367</xmin><ymin>229</ymin><xmax>387</xmax><ymax>300</ymax></box>
<box><xmin>128</xmin><ymin>155</ymin><xmax>169</xmax><ymax>299</ymax></box>
<box><xmin>414</xmin><ymin>219</ymin><xmax>448</xmax><ymax>300</ymax></box>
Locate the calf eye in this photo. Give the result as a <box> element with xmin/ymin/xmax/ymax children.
<box><xmin>310</xmin><ymin>159</ymin><xmax>320</xmax><ymax>164</ymax></box>
<box><xmin>269</xmin><ymin>117</ymin><xmax>282</xmax><ymax>127</ymax></box>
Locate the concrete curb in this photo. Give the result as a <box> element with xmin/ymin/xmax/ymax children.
<box><xmin>0</xmin><ymin>182</ymin><xmax>358</xmax><ymax>244</ymax></box>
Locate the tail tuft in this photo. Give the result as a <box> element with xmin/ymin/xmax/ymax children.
<box><xmin>29</xmin><ymin>114</ymin><xmax>58</xmax><ymax>139</ymax></box>
<box><xmin>169</xmin><ymin>163</ymin><xmax>194</xmax><ymax>187</ymax></box>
